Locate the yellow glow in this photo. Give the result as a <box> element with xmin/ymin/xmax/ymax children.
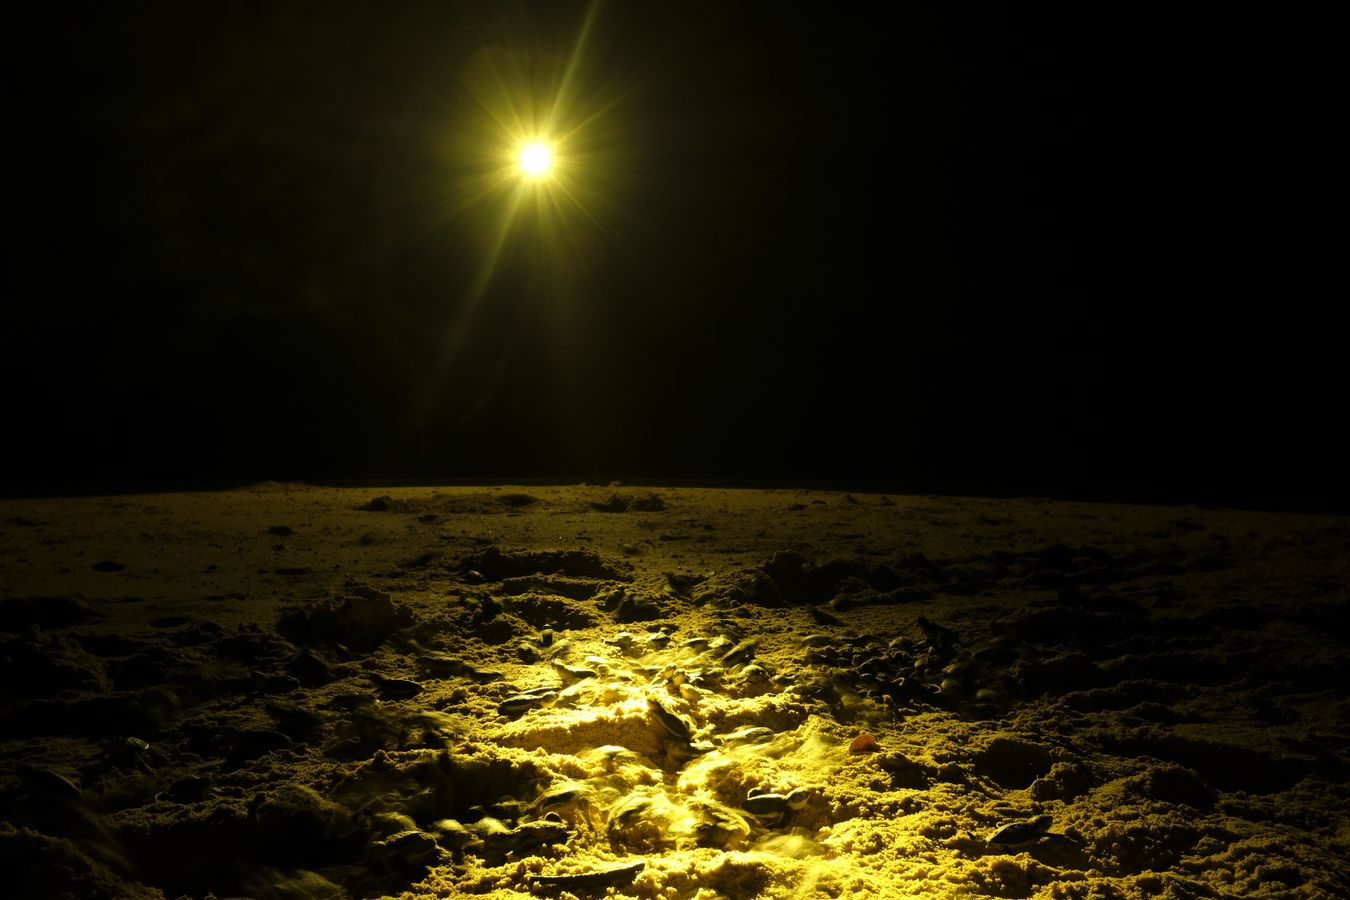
<box><xmin>421</xmin><ymin>0</ymin><xmax>638</xmax><ymax>418</ymax></box>
<box><xmin>518</xmin><ymin>141</ymin><xmax>554</xmax><ymax>178</ymax></box>
<box><xmin>437</xmin><ymin>0</ymin><xmax>632</xmax><ymax>261</ymax></box>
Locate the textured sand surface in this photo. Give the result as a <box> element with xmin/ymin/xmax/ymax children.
<box><xmin>2</xmin><ymin>484</ymin><xmax>1347</xmax><ymax>899</ymax></box>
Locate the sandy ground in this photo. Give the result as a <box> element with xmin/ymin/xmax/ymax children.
<box><xmin>1</xmin><ymin>483</ymin><xmax>1347</xmax><ymax>899</ymax></box>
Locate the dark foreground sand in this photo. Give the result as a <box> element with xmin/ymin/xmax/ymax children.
<box><xmin>1</xmin><ymin>484</ymin><xmax>1347</xmax><ymax>899</ymax></box>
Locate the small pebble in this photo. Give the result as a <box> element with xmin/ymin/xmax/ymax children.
<box><xmin>849</xmin><ymin>733</ymin><xmax>879</xmax><ymax>753</ymax></box>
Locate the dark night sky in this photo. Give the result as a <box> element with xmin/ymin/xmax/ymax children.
<box><xmin>10</xmin><ymin>3</ymin><xmax>1347</xmax><ymax>509</ymax></box>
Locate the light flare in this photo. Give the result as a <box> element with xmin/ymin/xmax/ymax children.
<box><xmin>518</xmin><ymin>140</ymin><xmax>554</xmax><ymax>178</ymax></box>
<box><xmin>421</xmin><ymin>0</ymin><xmax>634</xmax><ymax>427</ymax></box>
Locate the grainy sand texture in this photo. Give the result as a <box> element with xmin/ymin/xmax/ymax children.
<box><xmin>2</xmin><ymin>484</ymin><xmax>1347</xmax><ymax>899</ymax></box>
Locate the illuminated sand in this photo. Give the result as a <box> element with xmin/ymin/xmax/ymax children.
<box><xmin>1</xmin><ymin>485</ymin><xmax>1347</xmax><ymax>898</ymax></box>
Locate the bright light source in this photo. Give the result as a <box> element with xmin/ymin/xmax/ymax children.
<box><xmin>518</xmin><ymin>141</ymin><xmax>553</xmax><ymax>178</ymax></box>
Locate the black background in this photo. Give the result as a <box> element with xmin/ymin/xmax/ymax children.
<box><xmin>10</xmin><ymin>2</ymin><xmax>1347</xmax><ymax>509</ymax></box>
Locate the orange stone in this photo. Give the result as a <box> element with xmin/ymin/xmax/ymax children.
<box><xmin>849</xmin><ymin>732</ymin><xmax>879</xmax><ymax>753</ymax></box>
